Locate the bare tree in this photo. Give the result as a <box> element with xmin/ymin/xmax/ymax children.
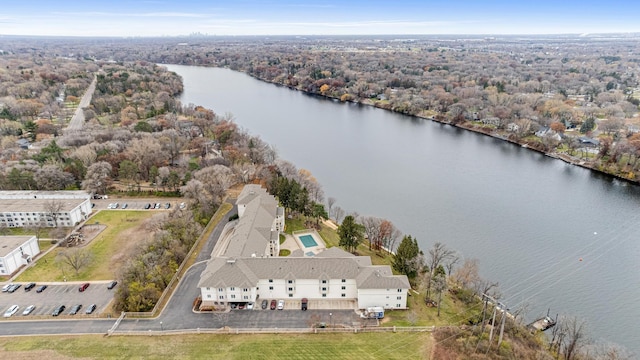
<box><xmin>425</xmin><ymin>242</ymin><xmax>455</xmax><ymax>298</ymax></box>
<box><xmin>326</xmin><ymin>197</ymin><xmax>336</xmax><ymax>220</ymax></box>
<box><xmin>362</xmin><ymin>216</ymin><xmax>382</xmax><ymax>250</ymax></box>
<box><xmin>44</xmin><ymin>199</ymin><xmax>63</xmax><ymax>227</ymax></box>
<box><xmin>333</xmin><ymin>206</ymin><xmax>345</xmax><ymax>224</ymax></box>
<box><xmin>444</xmin><ymin>251</ymin><xmax>461</xmax><ymax>276</ymax></box>
<box><xmin>554</xmin><ymin>316</ymin><xmax>590</xmax><ymax>360</ymax></box>
<box><xmin>82</xmin><ymin>161</ymin><xmax>112</xmax><ymax>195</ymax></box>
<box><xmin>432</xmin><ymin>274</ymin><xmax>447</xmax><ymax>317</ymax></box>
<box><xmin>56</xmin><ymin>248</ymin><xmax>92</xmax><ymax>276</ymax></box>
<box><xmin>451</xmin><ymin>258</ymin><xmax>481</xmax><ymax>288</ymax></box>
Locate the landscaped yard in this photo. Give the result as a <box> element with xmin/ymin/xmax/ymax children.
<box><xmin>0</xmin><ymin>333</ymin><xmax>431</xmax><ymax>359</ymax></box>
<box><xmin>16</xmin><ymin>210</ymin><xmax>161</xmax><ymax>282</ymax></box>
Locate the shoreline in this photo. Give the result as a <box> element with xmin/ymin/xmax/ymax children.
<box><xmin>236</xmin><ymin>70</ymin><xmax>639</xmax><ymax>187</ymax></box>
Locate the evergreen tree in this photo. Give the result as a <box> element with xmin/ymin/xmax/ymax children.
<box><xmin>392</xmin><ymin>235</ymin><xmax>423</xmax><ymax>285</ymax></box>
<box><xmin>338</xmin><ymin>215</ymin><xmax>365</xmax><ymax>253</ymax></box>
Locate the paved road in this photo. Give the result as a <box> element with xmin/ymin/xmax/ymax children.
<box><xmin>0</xmin><ymin>198</ymin><xmax>362</xmax><ymax>336</ymax></box>
<box><xmin>66</xmin><ymin>75</ymin><xmax>97</xmax><ymax>131</ymax></box>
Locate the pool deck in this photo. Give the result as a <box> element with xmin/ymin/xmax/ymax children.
<box><xmin>281</xmin><ymin>230</ymin><xmax>326</xmax><ymax>256</ymax></box>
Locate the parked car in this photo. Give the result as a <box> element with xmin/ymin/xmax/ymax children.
<box><xmin>52</xmin><ymin>305</ymin><xmax>65</xmax><ymax>316</ymax></box>
<box><xmin>301</xmin><ymin>298</ymin><xmax>308</xmax><ymax>311</ymax></box>
<box><xmin>1</xmin><ymin>283</ymin><xmax>13</xmax><ymax>292</ymax></box>
<box><xmin>107</xmin><ymin>280</ymin><xmax>118</xmax><ymax>289</ymax></box>
<box><xmin>179</xmin><ymin>202</ymin><xmax>186</xmax><ymax>209</ymax></box>
<box><xmin>85</xmin><ymin>304</ymin><xmax>97</xmax><ymax>314</ymax></box>
<box><xmin>3</xmin><ymin>305</ymin><xmax>19</xmax><ymax>318</ymax></box>
<box><xmin>24</xmin><ymin>282</ymin><xmax>36</xmax><ymax>291</ymax></box>
<box><xmin>277</xmin><ymin>299</ymin><xmax>285</xmax><ymax>310</ymax></box>
<box><xmin>230</xmin><ymin>303</ymin><xmax>237</xmax><ymax>309</ymax></box>
<box><xmin>22</xmin><ymin>305</ymin><xmax>35</xmax><ymax>316</ymax></box>
<box><xmin>8</xmin><ymin>283</ymin><xmax>21</xmax><ymax>293</ymax></box>
<box><xmin>69</xmin><ymin>304</ymin><xmax>82</xmax><ymax>315</ymax></box>
<box><xmin>107</xmin><ymin>203</ymin><xmax>114</xmax><ymax>209</ymax></box>
<box><xmin>79</xmin><ymin>283</ymin><xmax>90</xmax><ymax>292</ymax></box>
<box><xmin>144</xmin><ymin>203</ymin><xmax>151</xmax><ymax>209</ymax></box>
<box><xmin>247</xmin><ymin>302</ymin><xmax>254</xmax><ymax>310</ymax></box>
<box><xmin>121</xmin><ymin>203</ymin><xmax>128</xmax><ymax>209</ymax></box>
<box><xmin>261</xmin><ymin>299</ymin><xmax>268</xmax><ymax>309</ymax></box>
<box><xmin>112</xmin><ymin>203</ymin><xmax>119</xmax><ymax>209</ymax></box>
<box><xmin>238</xmin><ymin>303</ymin><xmax>245</xmax><ymax>310</ymax></box>
<box><xmin>36</xmin><ymin>285</ymin><xmax>48</xmax><ymax>293</ymax></box>
<box><xmin>154</xmin><ymin>203</ymin><xmax>161</xmax><ymax>209</ymax></box>
<box><xmin>164</xmin><ymin>202</ymin><xmax>171</xmax><ymax>209</ymax></box>
<box><xmin>270</xmin><ymin>300</ymin><xmax>277</xmax><ymax>310</ymax></box>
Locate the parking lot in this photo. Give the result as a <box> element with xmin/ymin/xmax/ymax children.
<box><xmin>1</xmin><ymin>282</ymin><xmax>116</xmax><ymax>318</ymax></box>
<box><xmin>91</xmin><ymin>198</ymin><xmax>184</xmax><ymax>211</ymax></box>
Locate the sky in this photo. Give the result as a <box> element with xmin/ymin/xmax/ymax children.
<box><xmin>1</xmin><ymin>0</ymin><xmax>639</xmax><ymax>37</ymax></box>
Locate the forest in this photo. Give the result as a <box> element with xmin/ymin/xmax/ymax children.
<box><xmin>0</xmin><ymin>34</ymin><xmax>637</xmax><ymax>358</ymax></box>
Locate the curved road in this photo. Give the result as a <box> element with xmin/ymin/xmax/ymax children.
<box><xmin>0</xmin><ymin>199</ymin><xmax>360</xmax><ymax>337</ymax></box>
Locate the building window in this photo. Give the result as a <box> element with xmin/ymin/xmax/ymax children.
<box><xmin>230</xmin><ymin>295</ymin><xmax>236</xmax><ymax>299</ymax></box>
<box><xmin>341</xmin><ymin>279</ymin><xmax>346</xmax><ymax>283</ymax></box>
<box><xmin>288</xmin><ymin>280</ymin><xmax>293</xmax><ymax>284</ymax></box>
<box><xmin>321</xmin><ymin>280</ymin><xmax>327</xmax><ymax>284</ymax></box>
<box><xmin>397</xmin><ymin>296</ymin><xmax>402</xmax><ymax>300</ymax></box>
<box><xmin>269</xmin><ymin>279</ymin><xmax>273</xmax><ymax>283</ymax></box>
<box><xmin>207</xmin><ymin>294</ymin><xmax>211</xmax><ymax>298</ymax></box>
<box><xmin>321</xmin><ymin>287</ymin><xmax>327</xmax><ymax>291</ymax></box>
<box><xmin>288</xmin><ymin>287</ymin><xmax>293</xmax><ymax>291</ymax></box>
<box><xmin>230</xmin><ymin>287</ymin><xmax>235</xmax><ymax>291</ymax></box>
<box><xmin>341</xmin><ymin>286</ymin><xmax>346</xmax><ymax>290</ymax></box>
<box><xmin>289</xmin><ymin>294</ymin><xmax>293</xmax><ymax>298</ymax></box>
<box><xmin>219</xmin><ymin>296</ymin><xmax>224</xmax><ymax>299</ymax></box>
<box><xmin>396</xmin><ymin>304</ymin><xmax>401</xmax><ymax>308</ymax></box>
<box><xmin>397</xmin><ymin>289</ymin><xmax>402</xmax><ymax>292</ymax></box>
<box><xmin>322</xmin><ymin>294</ymin><xmax>326</xmax><ymax>298</ymax></box>
<box><xmin>269</xmin><ymin>286</ymin><xmax>273</xmax><ymax>290</ymax></box>
<box><xmin>243</xmin><ymin>288</ymin><xmax>248</xmax><ymax>292</ymax></box>
<box><xmin>341</xmin><ymin>294</ymin><xmax>346</xmax><ymax>297</ymax></box>
<box><xmin>206</xmin><ymin>287</ymin><xmax>210</xmax><ymax>290</ymax></box>
<box><xmin>218</xmin><ymin>288</ymin><xmax>223</xmax><ymax>292</ymax></box>
<box><xmin>243</xmin><ymin>296</ymin><xmax>248</xmax><ymax>300</ymax></box>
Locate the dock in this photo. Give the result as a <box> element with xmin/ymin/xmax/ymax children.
<box><xmin>527</xmin><ymin>316</ymin><xmax>556</xmax><ymax>331</ymax></box>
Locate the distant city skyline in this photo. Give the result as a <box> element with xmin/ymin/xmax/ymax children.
<box><xmin>1</xmin><ymin>0</ymin><xmax>638</xmax><ymax>37</ymax></box>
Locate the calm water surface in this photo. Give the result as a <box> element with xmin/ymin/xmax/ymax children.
<box><xmin>166</xmin><ymin>65</ymin><xmax>640</xmax><ymax>353</ymax></box>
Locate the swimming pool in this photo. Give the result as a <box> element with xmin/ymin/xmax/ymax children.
<box><xmin>299</xmin><ymin>234</ymin><xmax>318</xmax><ymax>248</ymax></box>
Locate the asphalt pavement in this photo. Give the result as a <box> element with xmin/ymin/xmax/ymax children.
<box><xmin>0</xmin><ymin>197</ymin><xmax>362</xmax><ymax>336</ymax></box>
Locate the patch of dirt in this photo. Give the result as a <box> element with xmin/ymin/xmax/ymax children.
<box><xmin>76</xmin><ymin>223</ymin><xmax>107</xmax><ymax>245</ymax></box>
<box><xmin>109</xmin><ymin>213</ymin><xmax>168</xmax><ymax>269</ymax></box>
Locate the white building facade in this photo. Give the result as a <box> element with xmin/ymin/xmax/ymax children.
<box><xmin>0</xmin><ymin>191</ymin><xmax>92</xmax><ymax>228</ymax></box>
<box><xmin>0</xmin><ymin>235</ymin><xmax>40</xmax><ymax>275</ymax></box>
<box><xmin>198</xmin><ymin>185</ymin><xmax>410</xmax><ymax>310</ymax></box>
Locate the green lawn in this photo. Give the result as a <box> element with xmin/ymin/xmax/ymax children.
<box><xmin>0</xmin><ymin>333</ymin><xmax>431</xmax><ymax>359</ymax></box>
<box><xmin>16</xmin><ymin>211</ymin><xmax>156</xmax><ymax>282</ymax></box>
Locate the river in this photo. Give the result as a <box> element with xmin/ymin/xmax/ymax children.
<box><xmin>166</xmin><ymin>64</ymin><xmax>640</xmax><ymax>353</ymax></box>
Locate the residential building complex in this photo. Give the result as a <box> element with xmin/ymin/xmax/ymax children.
<box><xmin>0</xmin><ymin>191</ymin><xmax>92</xmax><ymax>228</ymax></box>
<box><xmin>0</xmin><ymin>235</ymin><xmax>40</xmax><ymax>275</ymax></box>
<box><xmin>198</xmin><ymin>185</ymin><xmax>410</xmax><ymax>310</ymax></box>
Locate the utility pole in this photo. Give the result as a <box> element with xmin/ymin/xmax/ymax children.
<box><xmin>498</xmin><ymin>303</ymin><xmax>508</xmax><ymax>347</ymax></box>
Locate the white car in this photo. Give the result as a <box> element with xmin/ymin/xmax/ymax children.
<box><xmin>3</xmin><ymin>305</ymin><xmax>19</xmax><ymax>318</ymax></box>
<box><xmin>246</xmin><ymin>302</ymin><xmax>254</xmax><ymax>310</ymax></box>
<box><xmin>22</xmin><ymin>305</ymin><xmax>35</xmax><ymax>315</ymax></box>
<box><xmin>1</xmin><ymin>283</ymin><xmax>13</xmax><ymax>292</ymax></box>
<box><xmin>277</xmin><ymin>300</ymin><xmax>285</xmax><ymax>310</ymax></box>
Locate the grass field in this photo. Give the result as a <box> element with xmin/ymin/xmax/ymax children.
<box><xmin>16</xmin><ymin>210</ymin><xmax>157</xmax><ymax>282</ymax></box>
<box><xmin>0</xmin><ymin>333</ymin><xmax>431</xmax><ymax>359</ymax></box>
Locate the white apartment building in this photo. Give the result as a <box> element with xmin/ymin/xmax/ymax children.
<box><xmin>0</xmin><ymin>191</ymin><xmax>92</xmax><ymax>228</ymax></box>
<box><xmin>0</xmin><ymin>235</ymin><xmax>40</xmax><ymax>275</ymax></box>
<box><xmin>197</xmin><ymin>185</ymin><xmax>410</xmax><ymax>310</ymax></box>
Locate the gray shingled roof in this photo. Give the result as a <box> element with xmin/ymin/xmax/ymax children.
<box><xmin>356</xmin><ymin>266</ymin><xmax>411</xmax><ymax>289</ymax></box>
<box><xmin>198</xmin><ymin>256</ymin><xmax>410</xmax><ymax>289</ymax></box>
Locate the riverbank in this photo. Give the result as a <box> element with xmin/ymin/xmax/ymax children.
<box><xmin>238</xmin><ymin>71</ymin><xmax>639</xmax><ymax>187</ymax></box>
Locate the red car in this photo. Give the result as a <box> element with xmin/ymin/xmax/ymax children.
<box><xmin>270</xmin><ymin>300</ymin><xmax>277</xmax><ymax>310</ymax></box>
<box><xmin>79</xmin><ymin>283</ymin><xmax>90</xmax><ymax>292</ymax></box>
